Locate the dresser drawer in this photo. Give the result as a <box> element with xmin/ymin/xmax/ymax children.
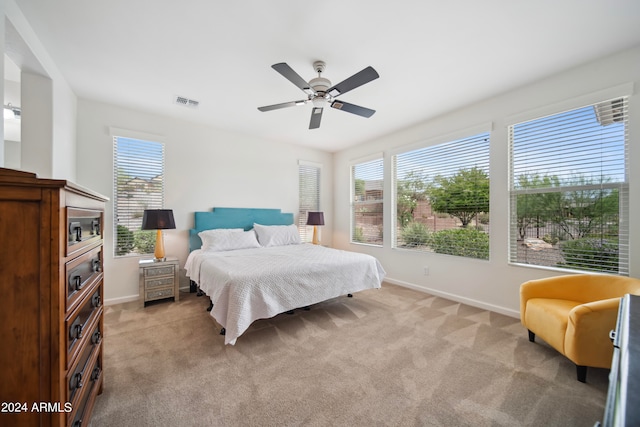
<box><xmin>65</xmin><ymin>246</ymin><xmax>103</xmax><ymax>313</ymax></box>
<box><xmin>66</xmin><ymin>207</ymin><xmax>103</xmax><ymax>257</ymax></box>
<box><xmin>67</xmin><ymin>350</ymin><xmax>102</xmax><ymax>427</ymax></box>
<box><xmin>66</xmin><ymin>328</ymin><xmax>101</xmax><ymax>408</ymax></box>
<box><xmin>66</xmin><ymin>285</ymin><xmax>102</xmax><ymax>367</ymax></box>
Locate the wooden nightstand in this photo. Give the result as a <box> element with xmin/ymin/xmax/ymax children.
<box><xmin>139</xmin><ymin>257</ymin><xmax>179</xmax><ymax>307</ymax></box>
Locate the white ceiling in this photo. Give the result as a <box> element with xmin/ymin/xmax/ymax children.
<box><xmin>12</xmin><ymin>0</ymin><xmax>640</xmax><ymax>152</ymax></box>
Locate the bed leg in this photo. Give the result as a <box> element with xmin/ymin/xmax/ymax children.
<box><xmin>220</xmin><ymin>328</ymin><xmax>226</xmax><ymax>336</ymax></box>
<box><xmin>207</xmin><ymin>299</ymin><xmax>213</xmax><ymax>312</ymax></box>
<box><xmin>347</xmin><ymin>293</ymin><xmax>353</xmax><ymax>298</ymax></box>
<box><xmin>197</xmin><ymin>287</ymin><xmax>205</xmax><ymax>297</ymax></box>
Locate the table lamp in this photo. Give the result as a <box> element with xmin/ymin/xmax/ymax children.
<box><xmin>141</xmin><ymin>209</ymin><xmax>176</xmax><ymax>261</ymax></box>
<box><xmin>306</xmin><ymin>211</ymin><xmax>324</xmax><ymax>245</ymax></box>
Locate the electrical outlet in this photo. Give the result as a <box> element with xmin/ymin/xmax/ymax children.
<box><xmin>423</xmin><ymin>266</ymin><xmax>429</xmax><ymax>276</ymax></box>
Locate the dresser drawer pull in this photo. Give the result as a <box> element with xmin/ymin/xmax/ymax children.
<box><xmin>69</xmin><ymin>319</ymin><xmax>84</xmax><ymax>340</ymax></box>
<box><xmin>69</xmin><ymin>221</ymin><xmax>82</xmax><ymax>242</ymax></box>
<box><xmin>91</xmin><ymin>330</ymin><xmax>102</xmax><ymax>345</ymax></box>
<box><xmin>92</xmin><ymin>259</ymin><xmax>101</xmax><ymax>272</ymax></box>
<box><xmin>69</xmin><ymin>273</ymin><xmax>83</xmax><ymax>291</ymax></box>
<box><xmin>91</xmin><ymin>366</ymin><xmax>102</xmax><ymax>382</ymax></box>
<box><xmin>91</xmin><ymin>294</ymin><xmax>102</xmax><ymax>308</ymax></box>
<box><xmin>91</xmin><ymin>219</ymin><xmax>100</xmax><ymax>235</ymax></box>
<box><xmin>70</xmin><ymin>372</ymin><xmax>84</xmax><ymax>391</ymax></box>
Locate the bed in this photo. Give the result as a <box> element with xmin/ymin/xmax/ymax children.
<box><xmin>185</xmin><ymin>207</ymin><xmax>386</xmax><ymax>345</ymax></box>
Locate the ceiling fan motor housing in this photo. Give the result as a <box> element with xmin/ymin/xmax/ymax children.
<box><xmin>310</xmin><ymin>60</ymin><xmax>331</xmax><ymax>104</ymax></box>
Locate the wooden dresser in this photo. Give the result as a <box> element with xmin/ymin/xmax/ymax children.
<box><xmin>0</xmin><ymin>168</ymin><xmax>108</xmax><ymax>427</ymax></box>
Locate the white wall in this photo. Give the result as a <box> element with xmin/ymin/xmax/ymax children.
<box><xmin>3</xmin><ymin>0</ymin><xmax>77</xmax><ymax>180</ymax></box>
<box><xmin>76</xmin><ymin>99</ymin><xmax>334</xmax><ymax>303</ymax></box>
<box><xmin>333</xmin><ymin>46</ymin><xmax>640</xmax><ymax>318</ymax></box>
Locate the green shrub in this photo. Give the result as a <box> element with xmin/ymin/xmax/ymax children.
<box><xmin>116</xmin><ymin>225</ymin><xmax>135</xmax><ymax>256</ymax></box>
<box><xmin>559</xmin><ymin>238</ymin><xmax>619</xmax><ymax>273</ymax></box>
<box><xmin>353</xmin><ymin>227</ymin><xmax>365</xmax><ymax>243</ymax></box>
<box><xmin>477</xmin><ymin>212</ymin><xmax>490</xmax><ymax>225</ymax></box>
<box><xmin>400</xmin><ymin>221</ymin><xmax>430</xmax><ymax>248</ymax></box>
<box><xmin>134</xmin><ymin>230</ymin><xmax>156</xmax><ymax>254</ymax></box>
<box><xmin>429</xmin><ymin>228</ymin><xmax>489</xmax><ymax>260</ymax></box>
<box><xmin>542</xmin><ymin>234</ymin><xmax>559</xmax><ymax>245</ymax></box>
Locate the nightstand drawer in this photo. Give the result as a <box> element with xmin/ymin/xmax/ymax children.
<box><xmin>146</xmin><ymin>276</ymin><xmax>175</xmax><ymax>289</ymax></box>
<box><xmin>144</xmin><ymin>264</ymin><xmax>175</xmax><ymax>278</ymax></box>
<box><xmin>145</xmin><ymin>287</ymin><xmax>175</xmax><ymax>301</ymax></box>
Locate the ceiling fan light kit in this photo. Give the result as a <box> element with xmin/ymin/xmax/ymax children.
<box><xmin>258</xmin><ymin>60</ymin><xmax>379</xmax><ymax>129</ymax></box>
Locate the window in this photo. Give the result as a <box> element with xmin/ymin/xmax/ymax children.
<box><xmin>113</xmin><ymin>136</ymin><xmax>165</xmax><ymax>257</ymax></box>
<box><xmin>392</xmin><ymin>132</ymin><xmax>490</xmax><ymax>259</ymax></box>
<box><xmin>509</xmin><ymin>97</ymin><xmax>629</xmax><ymax>275</ymax></box>
<box><xmin>298</xmin><ymin>161</ymin><xmax>321</xmax><ymax>243</ymax></box>
<box><xmin>351</xmin><ymin>156</ymin><xmax>384</xmax><ymax>246</ymax></box>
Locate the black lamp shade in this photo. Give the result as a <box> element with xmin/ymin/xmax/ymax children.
<box><xmin>142</xmin><ymin>209</ymin><xmax>176</xmax><ymax>230</ymax></box>
<box><xmin>306</xmin><ymin>211</ymin><xmax>325</xmax><ymax>226</ymax></box>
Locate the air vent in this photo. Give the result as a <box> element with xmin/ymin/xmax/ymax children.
<box><xmin>174</xmin><ymin>95</ymin><xmax>200</xmax><ymax>108</ymax></box>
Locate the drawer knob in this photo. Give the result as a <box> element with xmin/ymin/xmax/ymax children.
<box><xmin>70</xmin><ymin>372</ymin><xmax>83</xmax><ymax>391</ymax></box>
<box><xmin>91</xmin><ymin>330</ymin><xmax>102</xmax><ymax>345</ymax></box>
<box><xmin>69</xmin><ymin>274</ymin><xmax>83</xmax><ymax>291</ymax></box>
<box><xmin>91</xmin><ymin>219</ymin><xmax>100</xmax><ymax>236</ymax></box>
<box><xmin>92</xmin><ymin>294</ymin><xmax>102</xmax><ymax>308</ymax></box>
<box><xmin>69</xmin><ymin>322</ymin><xmax>83</xmax><ymax>340</ymax></box>
<box><xmin>69</xmin><ymin>221</ymin><xmax>82</xmax><ymax>242</ymax></box>
<box><xmin>91</xmin><ymin>366</ymin><xmax>102</xmax><ymax>381</ymax></box>
<box><xmin>92</xmin><ymin>259</ymin><xmax>101</xmax><ymax>272</ymax></box>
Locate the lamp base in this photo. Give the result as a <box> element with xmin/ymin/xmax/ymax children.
<box><xmin>154</xmin><ymin>229</ymin><xmax>166</xmax><ymax>261</ymax></box>
<box><xmin>312</xmin><ymin>226</ymin><xmax>320</xmax><ymax>245</ymax></box>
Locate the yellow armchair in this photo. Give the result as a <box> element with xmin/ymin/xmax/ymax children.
<box><xmin>520</xmin><ymin>274</ymin><xmax>640</xmax><ymax>382</ymax></box>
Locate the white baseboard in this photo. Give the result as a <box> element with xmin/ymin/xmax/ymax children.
<box><xmin>105</xmin><ymin>286</ymin><xmax>192</xmax><ymax>306</ymax></box>
<box><xmin>104</xmin><ymin>294</ymin><xmax>139</xmax><ymax>306</ymax></box>
<box><xmin>384</xmin><ymin>277</ymin><xmax>520</xmax><ymax>319</ymax></box>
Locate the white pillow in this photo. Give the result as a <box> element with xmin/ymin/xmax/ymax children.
<box><xmin>253</xmin><ymin>223</ymin><xmax>301</xmax><ymax>247</ymax></box>
<box><xmin>198</xmin><ymin>228</ymin><xmax>258</xmax><ymax>251</ymax></box>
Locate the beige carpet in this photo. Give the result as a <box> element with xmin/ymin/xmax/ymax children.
<box><xmin>91</xmin><ymin>283</ymin><xmax>609</xmax><ymax>426</ymax></box>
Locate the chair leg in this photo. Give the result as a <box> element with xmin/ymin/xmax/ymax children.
<box><xmin>528</xmin><ymin>330</ymin><xmax>535</xmax><ymax>342</ymax></box>
<box><xmin>576</xmin><ymin>365</ymin><xmax>587</xmax><ymax>383</ymax></box>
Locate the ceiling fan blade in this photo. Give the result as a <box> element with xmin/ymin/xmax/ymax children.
<box><xmin>258</xmin><ymin>100</ymin><xmax>307</xmax><ymax>112</ymax></box>
<box><xmin>330</xmin><ymin>100</ymin><xmax>376</xmax><ymax>118</ymax></box>
<box><xmin>272</xmin><ymin>63</ymin><xmax>314</xmax><ymax>95</ymax></box>
<box><xmin>309</xmin><ymin>107</ymin><xmax>323</xmax><ymax>129</ymax></box>
<box><xmin>326</xmin><ymin>66</ymin><xmax>379</xmax><ymax>97</ymax></box>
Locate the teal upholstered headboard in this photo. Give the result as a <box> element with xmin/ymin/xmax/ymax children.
<box><xmin>189</xmin><ymin>207</ymin><xmax>294</xmax><ymax>251</ymax></box>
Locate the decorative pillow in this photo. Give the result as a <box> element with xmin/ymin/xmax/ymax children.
<box><xmin>253</xmin><ymin>223</ymin><xmax>301</xmax><ymax>247</ymax></box>
<box><xmin>198</xmin><ymin>228</ymin><xmax>260</xmax><ymax>251</ymax></box>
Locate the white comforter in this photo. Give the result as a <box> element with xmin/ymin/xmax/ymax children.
<box><xmin>185</xmin><ymin>244</ymin><xmax>385</xmax><ymax>344</ymax></box>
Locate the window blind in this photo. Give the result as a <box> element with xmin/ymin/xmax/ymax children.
<box><xmin>351</xmin><ymin>157</ymin><xmax>384</xmax><ymax>246</ymax></box>
<box><xmin>298</xmin><ymin>162</ymin><xmax>320</xmax><ymax>243</ymax></box>
<box><xmin>509</xmin><ymin>97</ymin><xmax>629</xmax><ymax>275</ymax></box>
<box><xmin>113</xmin><ymin>136</ymin><xmax>165</xmax><ymax>257</ymax></box>
<box><xmin>393</xmin><ymin>133</ymin><xmax>490</xmax><ymax>259</ymax></box>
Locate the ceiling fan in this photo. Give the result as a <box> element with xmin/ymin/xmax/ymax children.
<box><xmin>258</xmin><ymin>61</ymin><xmax>379</xmax><ymax>129</ymax></box>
